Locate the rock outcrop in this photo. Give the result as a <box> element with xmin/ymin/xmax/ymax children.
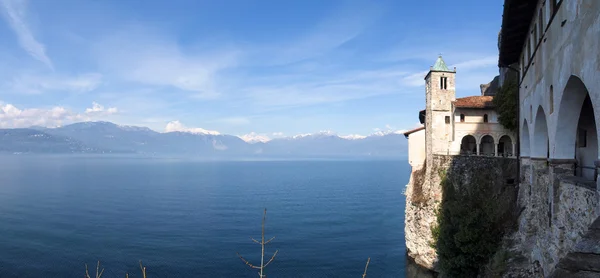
<box><xmin>404</xmin><ymin>155</ymin><xmax>518</xmax><ymax>272</ymax></box>
<box><xmin>480</xmin><ymin>75</ymin><xmax>500</xmax><ymax>96</ymax></box>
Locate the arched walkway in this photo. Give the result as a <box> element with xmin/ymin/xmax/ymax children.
<box><xmin>575</xmin><ymin>95</ymin><xmax>598</xmax><ymax>180</ymax></box>
<box><xmin>555</xmin><ymin>76</ymin><xmax>598</xmax><ymax>180</ymax></box>
<box><xmin>480</xmin><ymin>135</ymin><xmax>495</xmax><ymax>156</ymax></box>
<box><xmin>498</xmin><ymin>135</ymin><xmax>513</xmax><ymax>157</ymax></box>
<box><xmin>460</xmin><ymin>135</ymin><xmax>477</xmax><ymax>155</ymax></box>
<box><xmin>532</xmin><ymin>106</ymin><xmax>548</xmax><ymax>158</ymax></box>
<box><xmin>522</xmin><ymin>120</ymin><xmax>530</xmax><ymax>156</ymax></box>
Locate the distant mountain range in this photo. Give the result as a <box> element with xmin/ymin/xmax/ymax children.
<box><xmin>0</xmin><ymin>121</ymin><xmax>407</xmax><ymax>158</ymax></box>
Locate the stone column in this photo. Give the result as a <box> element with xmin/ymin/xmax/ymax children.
<box><xmin>476</xmin><ymin>144</ymin><xmax>480</xmax><ymax>156</ymax></box>
<box><xmin>548</xmin><ymin>158</ymin><xmax>577</xmax><ymax>228</ymax></box>
<box><xmin>595</xmin><ymin>160</ymin><xmax>600</xmax><ymax>187</ymax></box>
<box><xmin>495</xmin><ymin>143</ymin><xmax>499</xmax><ymax>157</ymax></box>
<box><xmin>512</xmin><ymin>143</ymin><xmax>516</xmax><ymax>157</ymax></box>
<box><xmin>520</xmin><ymin>157</ymin><xmax>532</xmax><ymax>184</ymax></box>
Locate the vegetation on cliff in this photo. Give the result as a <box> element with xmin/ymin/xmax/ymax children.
<box><xmin>493</xmin><ymin>80</ymin><xmax>518</xmax><ymax>132</ymax></box>
<box><xmin>431</xmin><ymin>159</ymin><xmax>518</xmax><ymax>277</ymax></box>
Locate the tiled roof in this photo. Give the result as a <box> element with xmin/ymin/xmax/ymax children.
<box><xmin>454</xmin><ymin>96</ymin><xmax>495</xmax><ymax>109</ymax></box>
<box><xmin>403</xmin><ymin>126</ymin><xmax>425</xmax><ymax>137</ymax></box>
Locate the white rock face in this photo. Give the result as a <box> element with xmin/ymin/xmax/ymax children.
<box><xmin>404</xmin><ymin>163</ymin><xmax>439</xmax><ymax>269</ymax></box>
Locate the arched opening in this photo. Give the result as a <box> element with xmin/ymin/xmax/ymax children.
<box><xmin>480</xmin><ymin>135</ymin><xmax>495</xmax><ymax>156</ymax></box>
<box><xmin>483</xmin><ymin>114</ymin><xmax>489</xmax><ymax>123</ymax></box>
<box><xmin>555</xmin><ymin>76</ymin><xmax>599</xmax><ymax>179</ymax></box>
<box><xmin>521</xmin><ymin>120</ymin><xmax>530</xmax><ymax>156</ymax></box>
<box><xmin>532</xmin><ymin>106</ymin><xmax>548</xmax><ymax>158</ymax></box>
<box><xmin>498</xmin><ymin>135</ymin><xmax>513</xmax><ymax>157</ymax></box>
<box><xmin>575</xmin><ymin>95</ymin><xmax>598</xmax><ymax>180</ymax></box>
<box><xmin>460</xmin><ymin>135</ymin><xmax>477</xmax><ymax>155</ymax></box>
<box><xmin>549</xmin><ymin>85</ymin><xmax>554</xmax><ymax>114</ymax></box>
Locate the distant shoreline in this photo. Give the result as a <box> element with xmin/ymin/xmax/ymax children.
<box><xmin>0</xmin><ymin>153</ymin><xmax>407</xmax><ymax>161</ymax></box>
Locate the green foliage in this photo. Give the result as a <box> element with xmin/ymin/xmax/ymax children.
<box><xmin>493</xmin><ymin>80</ymin><xmax>518</xmax><ymax>132</ymax></box>
<box><xmin>432</xmin><ymin>173</ymin><xmax>506</xmax><ymax>277</ymax></box>
<box><xmin>486</xmin><ymin>248</ymin><xmax>511</xmax><ymax>277</ymax></box>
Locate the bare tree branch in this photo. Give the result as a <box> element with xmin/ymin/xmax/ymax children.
<box><xmin>237</xmin><ymin>252</ymin><xmax>261</xmax><ymax>269</ymax></box>
<box><xmin>263</xmin><ymin>250</ymin><xmax>279</xmax><ymax>268</ymax></box>
<box><xmin>139</xmin><ymin>260</ymin><xmax>147</xmax><ymax>278</ymax></box>
<box><xmin>264</xmin><ymin>236</ymin><xmax>276</xmax><ymax>245</ymax></box>
<box><xmin>236</xmin><ymin>208</ymin><xmax>278</xmax><ymax>277</ymax></box>
<box><xmin>362</xmin><ymin>257</ymin><xmax>371</xmax><ymax>278</ymax></box>
<box><xmin>85</xmin><ymin>261</ymin><xmax>104</xmax><ymax>278</ymax></box>
<box><xmin>97</xmin><ymin>261</ymin><xmax>104</xmax><ymax>278</ymax></box>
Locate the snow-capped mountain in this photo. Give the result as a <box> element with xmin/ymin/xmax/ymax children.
<box><xmin>1</xmin><ymin>121</ymin><xmax>407</xmax><ymax>157</ymax></box>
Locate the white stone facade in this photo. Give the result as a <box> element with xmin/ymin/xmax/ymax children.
<box><xmin>498</xmin><ymin>0</ymin><xmax>600</xmax><ymax>275</ymax></box>
<box><xmin>405</xmin><ymin>127</ymin><xmax>425</xmax><ymax>167</ymax></box>
<box><xmin>517</xmin><ymin>0</ymin><xmax>600</xmax><ymax>182</ymax></box>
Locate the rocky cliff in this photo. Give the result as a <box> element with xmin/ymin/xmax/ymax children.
<box><xmin>404</xmin><ymin>155</ymin><xmax>518</xmax><ymax>275</ymax></box>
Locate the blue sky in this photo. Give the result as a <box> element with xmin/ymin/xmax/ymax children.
<box><xmin>0</xmin><ymin>0</ymin><xmax>503</xmax><ymax>139</ymax></box>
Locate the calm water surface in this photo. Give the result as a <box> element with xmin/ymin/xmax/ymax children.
<box><xmin>0</xmin><ymin>156</ymin><xmax>411</xmax><ymax>277</ymax></box>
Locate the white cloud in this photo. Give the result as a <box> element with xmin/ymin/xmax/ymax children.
<box><xmin>85</xmin><ymin>102</ymin><xmax>118</xmax><ymax>115</ymax></box>
<box><xmin>0</xmin><ymin>101</ymin><xmax>122</xmax><ymax>128</ymax></box>
<box><xmin>242</xmin><ymin>67</ymin><xmax>408</xmax><ymax>109</ymax></box>
<box><xmin>399</xmin><ymin>56</ymin><xmax>499</xmax><ymax>88</ymax></box>
<box><xmin>451</xmin><ymin>56</ymin><xmax>498</xmax><ymax>70</ymax></box>
<box><xmin>8</xmin><ymin>73</ymin><xmax>102</xmax><ymax>94</ymax></box>
<box><xmin>400</xmin><ymin>70</ymin><xmax>429</xmax><ymax>87</ymax></box>
<box><xmin>164</xmin><ymin>120</ymin><xmax>220</xmax><ymax>135</ymax></box>
<box><xmin>272</xmin><ymin>132</ymin><xmax>284</xmax><ymax>136</ymax></box>
<box><xmin>249</xmin><ymin>2</ymin><xmax>382</xmax><ymax>66</ymax></box>
<box><xmin>238</xmin><ymin>132</ymin><xmax>270</xmax><ymax>143</ymax></box>
<box><xmin>94</xmin><ymin>27</ymin><xmax>239</xmax><ymax>99</ymax></box>
<box><xmin>0</xmin><ymin>0</ymin><xmax>53</xmax><ymax>69</ymax></box>
<box><xmin>0</xmin><ymin>102</ymin><xmax>85</xmax><ymax>128</ymax></box>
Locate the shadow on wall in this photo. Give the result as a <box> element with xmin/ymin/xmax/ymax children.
<box><xmin>430</xmin><ymin>156</ymin><xmax>519</xmax><ymax>278</ymax></box>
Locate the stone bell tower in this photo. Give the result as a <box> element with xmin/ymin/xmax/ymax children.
<box><xmin>424</xmin><ymin>55</ymin><xmax>456</xmax><ymax>157</ymax></box>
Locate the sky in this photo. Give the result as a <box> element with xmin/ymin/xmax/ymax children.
<box><xmin>0</xmin><ymin>0</ymin><xmax>504</xmax><ymax>140</ymax></box>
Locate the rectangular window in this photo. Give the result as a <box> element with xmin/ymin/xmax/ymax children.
<box><xmin>445</xmin><ymin>116</ymin><xmax>450</xmax><ymax>124</ymax></box>
<box><xmin>440</xmin><ymin>77</ymin><xmax>448</xmax><ymax>90</ymax></box>
<box><xmin>460</xmin><ymin>114</ymin><xmax>465</xmax><ymax>122</ymax></box>
<box><xmin>578</xmin><ymin>128</ymin><xmax>587</xmax><ymax>147</ymax></box>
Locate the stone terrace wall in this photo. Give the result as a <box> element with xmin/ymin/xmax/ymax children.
<box><xmin>504</xmin><ymin>158</ymin><xmax>600</xmax><ymax>277</ymax></box>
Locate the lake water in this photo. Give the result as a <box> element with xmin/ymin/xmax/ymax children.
<box><xmin>0</xmin><ymin>156</ymin><xmax>413</xmax><ymax>277</ymax></box>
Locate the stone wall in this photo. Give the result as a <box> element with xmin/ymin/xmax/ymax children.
<box><xmin>404</xmin><ymin>155</ymin><xmax>518</xmax><ymax>271</ymax></box>
<box><xmin>502</xmin><ymin>158</ymin><xmax>600</xmax><ymax>277</ymax></box>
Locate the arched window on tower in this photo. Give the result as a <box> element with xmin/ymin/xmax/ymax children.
<box><xmin>483</xmin><ymin>114</ymin><xmax>489</xmax><ymax>123</ymax></box>
<box><xmin>460</xmin><ymin>114</ymin><xmax>465</xmax><ymax>122</ymax></box>
<box><xmin>440</xmin><ymin>77</ymin><xmax>447</xmax><ymax>90</ymax></box>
